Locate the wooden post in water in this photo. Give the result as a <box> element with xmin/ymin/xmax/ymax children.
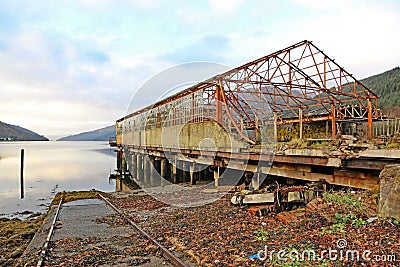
<box><xmin>20</xmin><ymin>148</ymin><xmax>24</xmax><ymax>199</ymax></box>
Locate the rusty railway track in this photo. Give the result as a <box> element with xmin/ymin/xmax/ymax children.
<box><xmin>97</xmin><ymin>193</ymin><xmax>189</xmax><ymax>267</ymax></box>
<box><xmin>36</xmin><ymin>197</ymin><xmax>63</xmax><ymax>267</ymax></box>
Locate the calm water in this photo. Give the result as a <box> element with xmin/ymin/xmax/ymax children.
<box><xmin>0</xmin><ymin>141</ymin><xmax>116</xmax><ymax>218</ymax></box>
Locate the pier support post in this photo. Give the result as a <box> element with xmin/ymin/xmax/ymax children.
<box><xmin>117</xmin><ymin>148</ymin><xmax>122</xmax><ymax>176</ymax></box>
<box><xmin>149</xmin><ymin>156</ymin><xmax>156</xmax><ymax>187</ymax></box>
<box><xmin>143</xmin><ymin>156</ymin><xmax>150</xmax><ymax>187</ymax></box>
<box><xmin>160</xmin><ymin>158</ymin><xmax>167</xmax><ymax>186</ymax></box>
<box><xmin>155</xmin><ymin>158</ymin><xmax>162</xmax><ymax>187</ymax></box>
<box><xmin>197</xmin><ymin>165</ymin><xmax>203</xmax><ymax>182</ymax></box>
<box><xmin>171</xmin><ymin>160</ymin><xmax>178</xmax><ymax>184</ymax></box>
<box><xmin>190</xmin><ymin>163</ymin><xmax>196</xmax><ymax>185</ymax></box>
<box><xmin>131</xmin><ymin>153</ymin><xmax>137</xmax><ymax>181</ymax></box>
<box><xmin>177</xmin><ymin>161</ymin><xmax>183</xmax><ymax>183</ymax></box>
<box><xmin>214</xmin><ymin>167</ymin><xmax>220</xmax><ymax>187</ymax></box>
<box><xmin>137</xmin><ymin>154</ymin><xmax>143</xmax><ymax>184</ymax></box>
<box><xmin>182</xmin><ymin>162</ymin><xmax>189</xmax><ymax>183</ymax></box>
<box><xmin>121</xmin><ymin>153</ymin><xmax>128</xmax><ymax>179</ymax></box>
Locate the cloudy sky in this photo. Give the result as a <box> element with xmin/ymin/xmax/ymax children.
<box><xmin>0</xmin><ymin>0</ymin><xmax>399</xmax><ymax>140</ymax></box>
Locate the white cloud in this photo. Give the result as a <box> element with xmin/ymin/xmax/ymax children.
<box><xmin>294</xmin><ymin>0</ymin><xmax>350</xmax><ymax>10</ymax></box>
<box><xmin>226</xmin><ymin>0</ymin><xmax>400</xmax><ymax>78</ymax></box>
<box><xmin>208</xmin><ymin>0</ymin><xmax>245</xmax><ymax>14</ymax></box>
<box><xmin>0</xmin><ymin>0</ymin><xmax>398</xmax><ymax>138</ymax></box>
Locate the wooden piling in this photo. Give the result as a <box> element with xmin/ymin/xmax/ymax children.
<box><xmin>20</xmin><ymin>148</ymin><xmax>24</xmax><ymax>199</ymax></box>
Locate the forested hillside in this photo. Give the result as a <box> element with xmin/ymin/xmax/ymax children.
<box><xmin>0</xmin><ymin>121</ymin><xmax>49</xmax><ymax>141</ymax></box>
<box><xmin>361</xmin><ymin>66</ymin><xmax>400</xmax><ymax>117</ymax></box>
<box><xmin>57</xmin><ymin>125</ymin><xmax>115</xmax><ymax>141</ymax></box>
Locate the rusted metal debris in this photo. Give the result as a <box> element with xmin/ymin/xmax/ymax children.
<box><xmin>231</xmin><ymin>183</ymin><xmax>321</xmax><ymax>215</ymax></box>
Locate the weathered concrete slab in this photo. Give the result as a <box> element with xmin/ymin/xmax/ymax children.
<box><xmin>360</xmin><ymin>149</ymin><xmax>400</xmax><ymax>159</ymax></box>
<box><xmin>284</xmin><ymin>149</ymin><xmax>330</xmax><ymax>157</ymax></box>
<box><xmin>52</xmin><ymin>200</ymin><xmax>130</xmax><ymax>240</ymax></box>
<box><xmin>20</xmin><ymin>198</ymin><xmax>174</xmax><ymax>267</ymax></box>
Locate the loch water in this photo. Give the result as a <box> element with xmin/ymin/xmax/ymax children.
<box><xmin>0</xmin><ymin>141</ymin><xmax>116</xmax><ymax>218</ymax></box>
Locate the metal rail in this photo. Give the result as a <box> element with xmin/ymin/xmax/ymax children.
<box><xmin>36</xmin><ymin>197</ymin><xmax>63</xmax><ymax>267</ymax></box>
<box><xmin>97</xmin><ymin>193</ymin><xmax>189</xmax><ymax>267</ymax></box>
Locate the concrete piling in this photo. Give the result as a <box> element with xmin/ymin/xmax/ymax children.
<box><xmin>160</xmin><ymin>158</ymin><xmax>167</xmax><ymax>186</ymax></box>
<box><xmin>214</xmin><ymin>167</ymin><xmax>219</xmax><ymax>187</ymax></box>
<box><xmin>137</xmin><ymin>154</ymin><xmax>143</xmax><ymax>184</ymax></box>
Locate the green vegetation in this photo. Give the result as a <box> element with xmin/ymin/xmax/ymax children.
<box><xmin>386</xmin><ymin>140</ymin><xmax>400</xmax><ymax>149</ymax></box>
<box><xmin>51</xmin><ymin>190</ymin><xmax>111</xmax><ymax>206</ymax></box>
<box><xmin>361</xmin><ymin>66</ymin><xmax>400</xmax><ymax>116</ymax></box>
<box><xmin>320</xmin><ymin>213</ymin><xmax>367</xmax><ymax>235</ymax></box>
<box><xmin>320</xmin><ymin>191</ymin><xmax>370</xmax><ymax>235</ymax></box>
<box><xmin>322</xmin><ymin>190</ymin><xmax>363</xmax><ymax>210</ymax></box>
<box><xmin>254</xmin><ymin>229</ymin><xmax>269</xmax><ymax>241</ymax></box>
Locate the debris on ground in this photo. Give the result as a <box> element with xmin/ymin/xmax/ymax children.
<box><xmin>5</xmin><ymin>189</ymin><xmax>399</xmax><ymax>267</ymax></box>
<box><xmin>109</xmin><ymin>190</ymin><xmax>399</xmax><ymax>267</ymax></box>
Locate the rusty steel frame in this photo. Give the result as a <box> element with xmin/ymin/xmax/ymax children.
<box><xmin>118</xmin><ymin>40</ymin><xmax>379</xmax><ymax>143</ymax></box>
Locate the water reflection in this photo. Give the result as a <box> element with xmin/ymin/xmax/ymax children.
<box><xmin>0</xmin><ymin>141</ymin><xmax>116</xmax><ymax>218</ymax></box>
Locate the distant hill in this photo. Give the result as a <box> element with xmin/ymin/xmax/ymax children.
<box><xmin>57</xmin><ymin>125</ymin><xmax>115</xmax><ymax>141</ymax></box>
<box><xmin>0</xmin><ymin>121</ymin><xmax>49</xmax><ymax>141</ymax></box>
<box><xmin>361</xmin><ymin>66</ymin><xmax>400</xmax><ymax>117</ymax></box>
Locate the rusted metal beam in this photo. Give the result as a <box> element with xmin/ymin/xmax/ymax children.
<box><xmin>216</xmin><ymin>84</ymin><xmax>223</xmax><ymax>125</ymax></box>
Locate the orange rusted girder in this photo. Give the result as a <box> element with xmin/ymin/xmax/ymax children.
<box><xmin>331</xmin><ymin>104</ymin><xmax>336</xmax><ymax>139</ymax></box>
<box><xmin>215</xmin><ymin>84</ymin><xmax>223</xmax><ymax>125</ymax></box>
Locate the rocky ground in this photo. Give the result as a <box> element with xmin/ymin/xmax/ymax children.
<box><xmin>109</xmin><ymin>190</ymin><xmax>399</xmax><ymax>267</ymax></box>
<box><xmin>0</xmin><ymin>214</ymin><xmax>44</xmax><ymax>266</ymax></box>
<box><xmin>2</xmin><ymin>189</ymin><xmax>399</xmax><ymax>266</ymax></box>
